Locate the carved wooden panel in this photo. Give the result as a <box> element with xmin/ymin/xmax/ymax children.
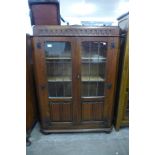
<box><xmin>33</xmin><ymin>26</ymin><xmax>119</xmax><ymax>37</ymax></box>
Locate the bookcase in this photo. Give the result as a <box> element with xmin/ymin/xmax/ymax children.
<box><xmin>32</xmin><ymin>26</ymin><xmax>120</xmax><ymax>133</ymax></box>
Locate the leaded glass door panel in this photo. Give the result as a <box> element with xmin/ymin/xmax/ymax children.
<box><xmin>78</xmin><ymin>37</ymin><xmax>109</xmax><ymax>122</ymax></box>
<box><xmin>34</xmin><ymin>37</ymin><xmax>77</xmax><ymax>124</ymax></box>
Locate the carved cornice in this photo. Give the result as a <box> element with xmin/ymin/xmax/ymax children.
<box><xmin>33</xmin><ymin>26</ymin><xmax>120</xmax><ymax>37</ymax></box>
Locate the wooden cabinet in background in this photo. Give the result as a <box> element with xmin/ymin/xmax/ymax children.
<box><xmin>114</xmin><ymin>33</ymin><xmax>129</xmax><ymax>130</ymax></box>
<box><xmin>114</xmin><ymin>12</ymin><xmax>129</xmax><ymax>131</ymax></box>
<box><xmin>32</xmin><ymin>26</ymin><xmax>120</xmax><ymax>133</ymax></box>
<box><xmin>26</xmin><ymin>34</ymin><xmax>38</xmax><ymax>138</ymax></box>
<box><xmin>28</xmin><ymin>0</ymin><xmax>60</xmax><ymax>25</ymax></box>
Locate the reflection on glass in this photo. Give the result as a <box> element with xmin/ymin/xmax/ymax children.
<box><xmin>81</xmin><ymin>41</ymin><xmax>107</xmax><ymax>97</ymax></box>
<box><xmin>48</xmin><ymin>82</ymin><xmax>71</xmax><ymax>97</ymax></box>
<box><xmin>45</xmin><ymin>42</ymin><xmax>72</xmax><ymax>98</ymax></box>
<box><xmin>45</xmin><ymin>42</ymin><xmax>71</xmax><ymax>58</ymax></box>
<box><xmin>82</xmin><ymin>82</ymin><xmax>105</xmax><ymax>97</ymax></box>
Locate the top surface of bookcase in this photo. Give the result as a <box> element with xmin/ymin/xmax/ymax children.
<box><xmin>33</xmin><ymin>25</ymin><xmax>120</xmax><ymax>37</ymax></box>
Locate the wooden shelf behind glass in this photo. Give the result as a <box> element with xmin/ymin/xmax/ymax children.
<box><xmin>48</xmin><ymin>97</ymin><xmax>72</xmax><ymax>102</ymax></box>
<box><xmin>48</xmin><ymin>76</ymin><xmax>71</xmax><ymax>82</ymax></box>
<box><xmin>82</xmin><ymin>57</ymin><xmax>106</xmax><ymax>60</ymax></box>
<box><xmin>46</xmin><ymin>57</ymin><xmax>71</xmax><ymax>60</ymax></box>
<box><xmin>82</xmin><ymin>76</ymin><xmax>105</xmax><ymax>82</ymax></box>
<box><xmin>82</xmin><ymin>57</ymin><xmax>106</xmax><ymax>63</ymax></box>
<box><xmin>48</xmin><ymin>76</ymin><xmax>105</xmax><ymax>82</ymax></box>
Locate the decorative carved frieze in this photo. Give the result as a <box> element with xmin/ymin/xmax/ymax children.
<box><xmin>33</xmin><ymin>26</ymin><xmax>119</xmax><ymax>36</ymax></box>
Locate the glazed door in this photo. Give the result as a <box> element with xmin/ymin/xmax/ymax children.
<box><xmin>33</xmin><ymin>36</ymin><xmax>119</xmax><ymax>130</ymax></box>
<box><xmin>33</xmin><ymin>37</ymin><xmax>77</xmax><ymax>129</ymax></box>
<box><xmin>77</xmin><ymin>37</ymin><xmax>119</xmax><ymax>127</ymax></box>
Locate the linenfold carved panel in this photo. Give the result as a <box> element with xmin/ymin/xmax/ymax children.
<box><xmin>33</xmin><ymin>26</ymin><xmax>119</xmax><ymax>36</ymax></box>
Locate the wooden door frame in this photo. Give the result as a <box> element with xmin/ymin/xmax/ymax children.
<box><xmin>76</xmin><ymin>37</ymin><xmax>120</xmax><ymax>127</ymax></box>
<box><xmin>32</xmin><ymin>36</ymin><xmax>78</xmax><ymax>129</ymax></box>
<box><xmin>105</xmin><ymin>36</ymin><xmax>120</xmax><ymax>127</ymax></box>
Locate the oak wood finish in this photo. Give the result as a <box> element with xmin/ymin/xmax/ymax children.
<box><xmin>105</xmin><ymin>36</ymin><xmax>120</xmax><ymax>127</ymax></box>
<box><xmin>33</xmin><ymin>37</ymin><xmax>76</xmax><ymax>129</ymax></box>
<box><xmin>41</xmin><ymin>128</ymin><xmax>112</xmax><ymax>133</ymax></box>
<box><xmin>32</xmin><ymin>26</ymin><xmax>120</xmax><ymax>133</ymax></box>
<box><xmin>26</xmin><ymin>34</ymin><xmax>38</xmax><ymax>134</ymax></box>
<box><xmin>33</xmin><ymin>25</ymin><xmax>119</xmax><ymax>37</ymax></box>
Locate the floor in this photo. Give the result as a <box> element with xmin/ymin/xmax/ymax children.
<box><xmin>26</xmin><ymin>123</ymin><xmax>129</xmax><ymax>155</ymax></box>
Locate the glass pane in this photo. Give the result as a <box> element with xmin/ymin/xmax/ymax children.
<box><xmin>45</xmin><ymin>42</ymin><xmax>72</xmax><ymax>98</ymax></box>
<box><xmin>81</xmin><ymin>41</ymin><xmax>107</xmax><ymax>97</ymax></box>
<box><xmin>81</xmin><ymin>41</ymin><xmax>107</xmax><ymax>58</ymax></box>
<box><xmin>45</xmin><ymin>42</ymin><xmax>71</xmax><ymax>58</ymax></box>
<box><xmin>81</xmin><ymin>82</ymin><xmax>105</xmax><ymax>97</ymax></box>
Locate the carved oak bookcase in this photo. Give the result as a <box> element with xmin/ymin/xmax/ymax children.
<box><xmin>32</xmin><ymin>26</ymin><xmax>120</xmax><ymax>133</ymax></box>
